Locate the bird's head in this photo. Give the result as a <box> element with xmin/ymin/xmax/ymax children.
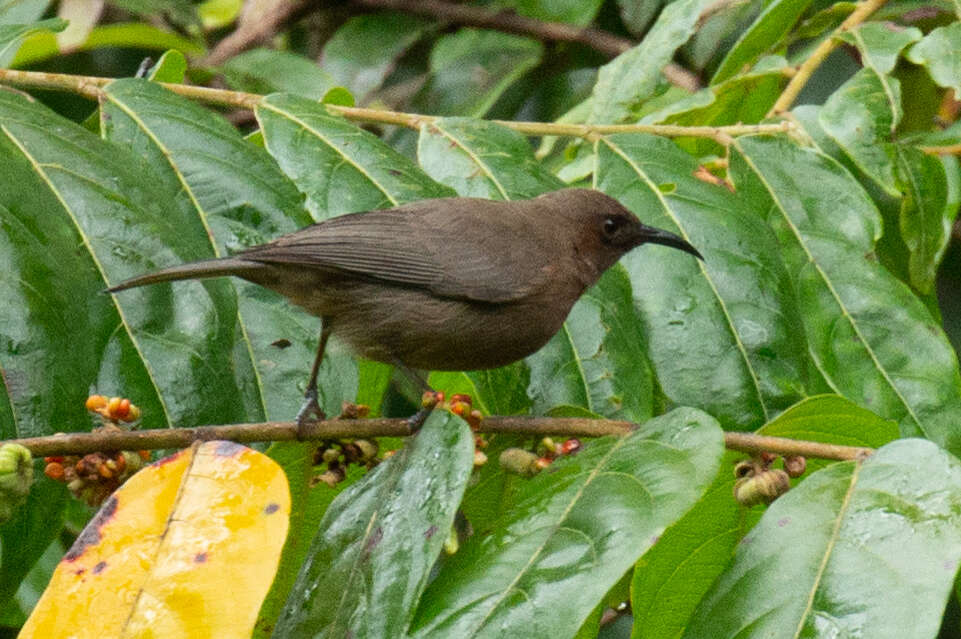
<box><xmin>537</xmin><ymin>189</ymin><xmax>703</xmax><ymax>273</ymax></box>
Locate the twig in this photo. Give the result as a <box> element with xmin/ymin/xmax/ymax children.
<box><xmin>5</xmin><ymin>418</ymin><xmax>872</xmax><ymax>461</ymax></box>
<box><xmin>353</xmin><ymin>0</ymin><xmax>632</xmax><ymax>57</ymax></box>
<box><xmin>0</xmin><ymin>69</ymin><xmax>793</xmax><ymax>143</ymax></box>
<box><xmin>920</xmin><ymin>143</ymin><xmax>961</xmax><ymax>156</ymax></box>
<box><xmin>202</xmin><ymin>0</ymin><xmax>306</xmax><ymax>67</ymax></box>
<box><xmin>349</xmin><ymin>0</ymin><xmax>700</xmax><ymax>92</ymax></box>
<box><xmin>767</xmin><ymin>0</ymin><xmax>889</xmax><ymax>117</ymax></box>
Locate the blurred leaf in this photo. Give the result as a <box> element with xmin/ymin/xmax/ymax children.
<box><xmin>104</xmin><ymin>0</ymin><xmax>200</xmax><ymax>30</ymax></box>
<box><xmin>730</xmin><ymin>136</ymin><xmax>961</xmax><ymax>455</ymax></box>
<box><xmin>684</xmin><ymin>439</ymin><xmax>961</xmax><ymax>639</ymax></box>
<box><xmin>906</xmin><ymin>22</ymin><xmax>961</xmax><ymax>94</ymax></box>
<box><xmin>505</xmin><ymin>0</ymin><xmax>604</xmax><ymax>26</ymax></box>
<box><xmin>791</xmin><ymin>2</ymin><xmax>854</xmax><ymax>40</ymax></box>
<box><xmin>836</xmin><ymin>21</ymin><xmax>922</xmax><ymax>75</ymax></box>
<box><xmin>819</xmin><ymin>68</ymin><xmax>901</xmax><ymax>196</ymax></box>
<box><xmin>321</xmin><ymin>12</ymin><xmax>431</xmax><ymax>102</ymax></box>
<box><xmin>711</xmin><ymin>0</ymin><xmax>814</xmax><ymax>84</ymax></box>
<box><xmin>417</xmin><ymin>117</ymin><xmax>564</xmax><ymax>200</ymax></box>
<box><xmin>527</xmin><ymin>265</ymin><xmax>656</xmax><ymax>421</ymax></box>
<box><xmin>0</xmin><ymin>474</ymin><xmax>67</xmax><ymax>613</ymax></box>
<box><xmin>894</xmin><ymin>145</ymin><xmax>954</xmax><ymax>294</ymax></box>
<box><xmin>617</xmin><ymin>0</ymin><xmax>666</xmax><ymax>37</ymax></box>
<box><xmin>417</xmin><ymin>29</ymin><xmax>543</xmax><ymax>118</ymax></box>
<box><xmin>632</xmin><ymin>395</ymin><xmax>898</xmax><ymax>639</ymax></box>
<box><xmin>223</xmin><ymin>48</ymin><xmax>335</xmax><ymax>100</ymax></box>
<box><xmin>198</xmin><ymin>0</ymin><xmax>241</xmax><ymax>30</ymax></box>
<box><xmin>12</xmin><ymin>21</ymin><xmax>205</xmax><ymax>67</ymax></box>
<box><xmin>596</xmin><ymin>134</ymin><xmax>809</xmax><ymax>429</ymax></box>
<box><xmin>0</xmin><ymin>0</ymin><xmax>50</xmax><ymax>24</ymax></box>
<box><xmin>590</xmin><ymin>0</ymin><xmax>712</xmax><ymax>124</ymax></box>
<box><xmin>411</xmin><ymin>408</ymin><xmax>724</xmax><ymax>638</ymax></box>
<box><xmin>21</xmin><ymin>442</ymin><xmax>290</xmax><ymax>638</ymax></box>
<box><xmin>101</xmin><ymin>79</ymin><xmax>350</xmax><ymax>421</ymax></box>
<box><xmin>274</xmin><ymin>411</ymin><xmax>473</xmax><ymax>639</ymax></box>
<box><xmin>255</xmin><ymin>93</ymin><xmax>455</xmax><ymax>220</ymax></box>
<box><xmin>0</xmin><ymin>17</ymin><xmax>65</xmax><ymax>66</ymax></box>
<box><xmin>3</xmin><ymin>537</ymin><xmax>65</xmax><ymax>627</ymax></box>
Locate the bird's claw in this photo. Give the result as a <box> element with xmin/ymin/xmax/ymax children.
<box><xmin>295</xmin><ymin>389</ymin><xmax>326</xmax><ymax>439</ymax></box>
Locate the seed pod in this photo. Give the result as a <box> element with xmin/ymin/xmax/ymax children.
<box><xmin>499</xmin><ymin>448</ymin><xmax>541</xmax><ymax>477</ymax></box>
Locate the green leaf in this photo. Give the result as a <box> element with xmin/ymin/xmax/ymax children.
<box><xmin>410</xmin><ymin>407</ymin><xmax>724</xmax><ymax>638</ymax></box>
<box><xmin>145</xmin><ymin>49</ymin><xmax>187</xmax><ymax>83</ymax></box>
<box><xmin>255</xmin><ymin>93</ymin><xmax>455</xmax><ymax>220</ymax></box>
<box><xmin>894</xmin><ymin>145</ymin><xmax>954</xmax><ymax>294</ymax></box>
<box><xmin>417</xmin><ymin>117</ymin><xmax>564</xmax><ymax>200</ymax></box>
<box><xmin>0</xmin><ymin>90</ymin><xmax>200</xmax><ymax>433</ymax></box>
<box><xmin>590</xmin><ymin>0</ymin><xmax>713</xmax><ymax>123</ymax></box>
<box><xmin>819</xmin><ymin>68</ymin><xmax>901</xmax><ymax>196</ymax></box>
<box><xmin>632</xmin><ymin>395</ymin><xmax>897</xmax><ymax>639</ymax></box>
<box><xmin>11</xmin><ymin>21</ymin><xmax>205</xmax><ymax>67</ymax></box>
<box><xmin>758</xmin><ymin>394</ymin><xmax>899</xmax><ymax>446</ymax></box>
<box><xmin>274</xmin><ymin>411</ymin><xmax>474</xmax><ymax>639</ymax></box>
<box><xmin>906</xmin><ymin>22</ymin><xmax>961</xmax><ymax>94</ymax></box>
<box><xmin>646</xmin><ymin>60</ymin><xmax>788</xmax><ymax>155</ymax></box>
<box><xmin>837</xmin><ymin>22</ymin><xmax>922</xmax><ymax>76</ymax></box>
<box><xmin>321</xmin><ymin>12</ymin><xmax>431</xmax><ymax>102</ymax></box>
<box><xmin>254</xmin><ymin>442</ymin><xmax>362</xmax><ymax>638</ymax></box>
<box><xmin>527</xmin><ymin>265</ymin><xmax>655</xmax><ymax>422</ymax></box>
<box><xmin>222</xmin><ymin>48</ymin><xmax>335</xmax><ymax>100</ymax></box>
<box><xmin>508</xmin><ymin>0</ymin><xmax>604</xmax><ymax>26</ymax></box>
<box><xmin>616</xmin><ymin>0</ymin><xmax>665</xmax><ymax>37</ymax></box>
<box><xmin>417</xmin><ymin>29</ymin><xmax>543</xmax><ymax>118</ymax></box>
<box><xmin>0</xmin><ymin>473</ymin><xmax>66</xmax><ymax>612</ymax></box>
<box><xmin>711</xmin><ymin>0</ymin><xmax>814</xmax><ymax>84</ymax></box>
<box><xmin>100</xmin><ymin>79</ymin><xmax>356</xmax><ymax>421</ymax></box>
<box><xmin>0</xmin><ymin>0</ymin><xmax>51</xmax><ymax>24</ymax></box>
<box><xmin>429</xmin><ymin>364</ymin><xmax>531</xmax><ymax>417</ymax></box>
<box><xmin>730</xmin><ymin>136</ymin><xmax>961</xmax><ymax>455</ymax></box>
<box><xmin>0</xmin><ymin>17</ymin><xmax>65</xmax><ymax>66</ymax></box>
<box><xmin>684</xmin><ymin>439</ymin><xmax>961</xmax><ymax>639</ymax></box>
<box><xmin>596</xmin><ymin>134</ymin><xmax>809</xmax><ymax>429</ymax></box>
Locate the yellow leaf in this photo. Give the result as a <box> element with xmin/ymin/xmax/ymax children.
<box><xmin>22</xmin><ymin>441</ymin><xmax>290</xmax><ymax>638</ymax></box>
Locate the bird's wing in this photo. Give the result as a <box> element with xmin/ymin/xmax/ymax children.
<box><xmin>238</xmin><ymin>201</ymin><xmax>552</xmax><ymax>303</ymax></box>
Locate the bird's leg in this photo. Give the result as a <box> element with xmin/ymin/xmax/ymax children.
<box><xmin>391</xmin><ymin>360</ymin><xmax>440</xmax><ymax>432</ymax></box>
<box><xmin>295</xmin><ymin>324</ymin><xmax>332</xmax><ymax>438</ymax></box>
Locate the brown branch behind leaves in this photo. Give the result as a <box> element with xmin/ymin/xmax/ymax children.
<box><xmin>7</xmin><ymin>417</ymin><xmax>872</xmax><ymax>461</ymax></box>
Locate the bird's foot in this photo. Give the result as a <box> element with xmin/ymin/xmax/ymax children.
<box><xmin>295</xmin><ymin>388</ymin><xmax>326</xmax><ymax>440</ymax></box>
<box><xmin>407</xmin><ymin>390</ymin><xmax>443</xmax><ymax>432</ymax></box>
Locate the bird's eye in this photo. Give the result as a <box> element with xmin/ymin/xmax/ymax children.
<box><xmin>603</xmin><ymin>217</ymin><xmax>620</xmax><ymax>236</ymax></box>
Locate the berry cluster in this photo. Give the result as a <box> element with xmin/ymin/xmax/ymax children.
<box><xmin>43</xmin><ymin>395</ymin><xmax>150</xmax><ymax>506</ymax></box>
<box><xmin>732</xmin><ymin>452</ymin><xmax>806</xmax><ymax>507</ymax></box>
<box><xmin>499</xmin><ymin>437</ymin><xmax>584</xmax><ymax>477</ymax></box>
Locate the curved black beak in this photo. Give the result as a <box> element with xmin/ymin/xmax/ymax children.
<box><xmin>637</xmin><ymin>224</ymin><xmax>704</xmax><ymax>260</ymax></box>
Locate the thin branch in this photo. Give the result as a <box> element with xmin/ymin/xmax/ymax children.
<box><xmin>353</xmin><ymin>0</ymin><xmax>632</xmax><ymax>57</ymax></box>
<box><xmin>349</xmin><ymin>0</ymin><xmax>700</xmax><ymax>91</ymax></box>
<box><xmin>920</xmin><ymin>143</ymin><xmax>961</xmax><ymax>156</ymax></box>
<box><xmin>767</xmin><ymin>0</ymin><xmax>889</xmax><ymax>117</ymax></box>
<box><xmin>202</xmin><ymin>0</ymin><xmax>306</xmax><ymax>67</ymax></box>
<box><xmin>0</xmin><ymin>69</ymin><xmax>794</xmax><ymax>143</ymax></box>
<box><xmin>6</xmin><ymin>418</ymin><xmax>872</xmax><ymax>461</ymax></box>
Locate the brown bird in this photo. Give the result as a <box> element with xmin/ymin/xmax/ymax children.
<box><xmin>108</xmin><ymin>189</ymin><xmax>702</xmax><ymax>423</ymax></box>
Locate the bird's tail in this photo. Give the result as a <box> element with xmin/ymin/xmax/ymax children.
<box><xmin>106</xmin><ymin>257</ymin><xmax>259</xmax><ymax>293</ymax></box>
